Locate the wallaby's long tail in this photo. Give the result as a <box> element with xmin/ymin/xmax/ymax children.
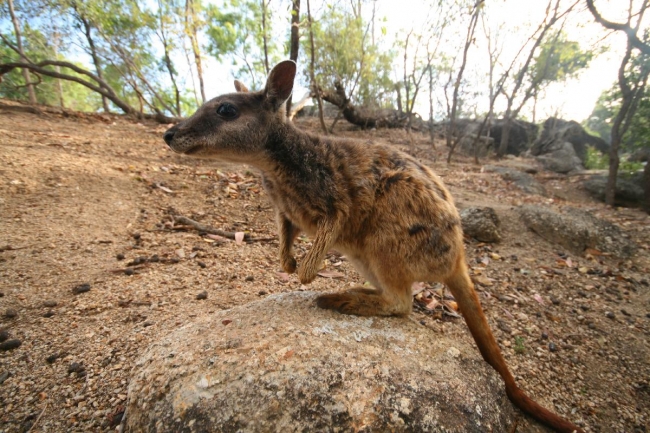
<box><xmin>444</xmin><ymin>257</ymin><xmax>584</xmax><ymax>433</ymax></box>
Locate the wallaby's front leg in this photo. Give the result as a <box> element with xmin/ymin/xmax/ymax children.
<box><xmin>278</xmin><ymin>213</ymin><xmax>299</xmax><ymax>274</ymax></box>
<box><xmin>297</xmin><ymin>219</ymin><xmax>340</xmax><ymax>284</ymax></box>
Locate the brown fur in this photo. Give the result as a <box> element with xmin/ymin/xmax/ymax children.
<box><xmin>163</xmin><ymin>60</ymin><xmax>583</xmax><ymax>433</ymax></box>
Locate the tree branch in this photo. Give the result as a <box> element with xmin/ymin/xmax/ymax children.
<box><xmin>586</xmin><ymin>0</ymin><xmax>650</xmax><ymax>56</ymax></box>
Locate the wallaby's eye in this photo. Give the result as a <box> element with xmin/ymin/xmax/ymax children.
<box><xmin>216</xmin><ymin>103</ymin><xmax>238</xmax><ymax>119</ymax></box>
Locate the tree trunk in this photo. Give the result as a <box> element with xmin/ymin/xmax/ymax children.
<box><xmin>286</xmin><ymin>0</ymin><xmax>301</xmax><ymax>117</ymax></box>
<box><xmin>306</xmin><ymin>0</ymin><xmax>327</xmax><ymax>134</ymax></box>
<box><xmin>261</xmin><ymin>0</ymin><xmax>270</xmax><ymax>74</ymax></box>
<box><xmin>186</xmin><ymin>0</ymin><xmax>206</xmax><ymax>103</ymax></box>
<box><xmin>643</xmin><ymin>158</ymin><xmax>650</xmax><ymax>214</ymax></box>
<box><xmin>52</xmin><ymin>32</ymin><xmax>65</xmax><ymax>108</ymax></box>
<box><xmin>320</xmin><ymin>83</ymin><xmax>408</xmax><ymax>129</ymax></box>
<box><xmin>446</xmin><ymin>3</ymin><xmax>480</xmax><ymax>164</ymax></box>
<box><xmin>498</xmin><ymin>116</ymin><xmax>513</xmax><ymax>157</ymax></box>
<box><xmin>80</xmin><ymin>17</ymin><xmax>110</xmax><ymax>112</ymax></box>
<box><xmin>0</xmin><ymin>60</ymin><xmax>180</xmax><ymax>123</ymax></box>
<box><xmin>427</xmin><ymin>67</ymin><xmax>435</xmax><ymax>146</ymax></box>
<box><xmin>8</xmin><ymin>0</ymin><xmax>37</xmax><ymax>104</ymax></box>
<box><xmin>157</xmin><ymin>0</ymin><xmax>181</xmax><ymax>116</ymax></box>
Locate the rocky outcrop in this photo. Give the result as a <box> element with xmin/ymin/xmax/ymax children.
<box><xmin>518</xmin><ymin>205</ymin><xmax>636</xmax><ymax>258</ymax></box>
<box><xmin>530</xmin><ymin>118</ymin><xmax>609</xmax><ymax>174</ymax></box>
<box><xmin>124</xmin><ymin>292</ymin><xmax>519</xmax><ymax>433</ymax></box>
<box><xmin>489</xmin><ymin>119</ymin><xmax>539</xmax><ymax>156</ymax></box>
<box><xmin>460</xmin><ymin>207</ymin><xmax>502</xmax><ymax>242</ymax></box>
<box><xmin>484</xmin><ymin>165</ymin><xmax>546</xmax><ymax>196</ymax></box>
<box><xmin>583</xmin><ymin>173</ymin><xmax>645</xmax><ymax>207</ymax></box>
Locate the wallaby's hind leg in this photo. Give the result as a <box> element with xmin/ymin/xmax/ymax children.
<box><xmin>316</xmin><ymin>258</ymin><xmax>413</xmax><ymax>317</ymax></box>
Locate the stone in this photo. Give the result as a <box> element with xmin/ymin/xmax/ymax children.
<box><xmin>518</xmin><ymin>205</ymin><xmax>636</xmax><ymax>258</ymax></box>
<box><xmin>125</xmin><ymin>292</ymin><xmax>520</xmax><ymax>432</ymax></box>
<box><xmin>460</xmin><ymin>207</ymin><xmax>501</xmax><ymax>242</ymax></box>
<box><xmin>483</xmin><ymin>165</ymin><xmax>546</xmax><ymax>196</ymax></box>
<box><xmin>583</xmin><ymin>173</ymin><xmax>644</xmax><ymax>207</ymax></box>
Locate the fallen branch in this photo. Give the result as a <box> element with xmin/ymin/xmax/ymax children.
<box><xmin>172</xmin><ymin>215</ymin><xmax>275</xmax><ymax>243</ymax></box>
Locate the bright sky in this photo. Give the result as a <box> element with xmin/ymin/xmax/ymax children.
<box><xmin>195</xmin><ymin>0</ymin><xmax>636</xmax><ymax>123</ymax></box>
<box><xmin>372</xmin><ymin>0</ymin><xmax>630</xmax><ymax>122</ymax></box>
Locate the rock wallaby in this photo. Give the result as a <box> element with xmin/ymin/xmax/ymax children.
<box><xmin>164</xmin><ymin>60</ymin><xmax>583</xmax><ymax>433</ymax></box>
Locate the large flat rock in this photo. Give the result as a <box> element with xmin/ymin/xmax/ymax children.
<box><xmin>124</xmin><ymin>292</ymin><xmax>520</xmax><ymax>432</ymax></box>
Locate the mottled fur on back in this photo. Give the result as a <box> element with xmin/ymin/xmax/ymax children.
<box><xmin>163</xmin><ymin>60</ymin><xmax>584</xmax><ymax>433</ymax></box>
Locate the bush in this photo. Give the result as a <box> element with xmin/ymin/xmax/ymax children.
<box><xmin>584</xmin><ymin>147</ymin><xmax>644</xmax><ymax>176</ymax></box>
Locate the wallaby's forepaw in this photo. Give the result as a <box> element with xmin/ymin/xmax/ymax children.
<box><xmin>298</xmin><ymin>265</ymin><xmax>317</xmax><ymax>284</ymax></box>
<box><xmin>281</xmin><ymin>256</ymin><xmax>297</xmax><ymax>274</ymax></box>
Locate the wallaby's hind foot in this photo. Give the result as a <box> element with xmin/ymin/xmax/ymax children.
<box><xmin>316</xmin><ymin>287</ymin><xmax>409</xmax><ymax>317</ymax></box>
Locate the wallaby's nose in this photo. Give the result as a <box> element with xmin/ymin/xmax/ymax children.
<box><xmin>163</xmin><ymin>129</ymin><xmax>175</xmax><ymax>145</ymax></box>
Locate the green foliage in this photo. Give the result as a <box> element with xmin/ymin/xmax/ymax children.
<box><xmin>513</xmin><ymin>336</ymin><xmax>526</xmax><ymax>355</ymax></box>
<box><xmin>0</xmin><ymin>23</ymin><xmax>100</xmax><ymax>111</ymax></box>
<box><xmin>585</xmin><ymin>50</ymin><xmax>650</xmax><ymax>152</ymax></box>
<box><xmin>530</xmin><ymin>32</ymin><xmax>595</xmax><ymax>85</ymax></box>
<box><xmin>310</xmin><ymin>6</ymin><xmax>395</xmax><ymax>108</ymax></box>
<box><xmin>584</xmin><ymin>146</ymin><xmax>608</xmax><ymax>170</ymax></box>
<box><xmin>205</xmin><ymin>0</ymin><xmax>279</xmax><ymax>89</ymax></box>
<box><xmin>584</xmin><ymin>147</ymin><xmax>644</xmax><ymax>174</ymax></box>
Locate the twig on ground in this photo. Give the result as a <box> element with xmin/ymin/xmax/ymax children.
<box><xmin>27</xmin><ymin>402</ymin><xmax>48</xmax><ymax>432</ymax></box>
<box><xmin>172</xmin><ymin>215</ymin><xmax>275</xmax><ymax>243</ymax></box>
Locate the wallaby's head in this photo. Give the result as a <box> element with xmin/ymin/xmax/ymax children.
<box><xmin>163</xmin><ymin>60</ymin><xmax>296</xmax><ymax>160</ymax></box>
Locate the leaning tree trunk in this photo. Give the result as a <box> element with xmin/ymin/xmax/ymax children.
<box><xmin>80</xmin><ymin>17</ymin><xmax>110</xmax><ymax>112</ymax></box>
<box><xmin>320</xmin><ymin>83</ymin><xmax>410</xmax><ymax>130</ymax></box>
<box><xmin>8</xmin><ymin>0</ymin><xmax>37</xmax><ymax>104</ymax></box>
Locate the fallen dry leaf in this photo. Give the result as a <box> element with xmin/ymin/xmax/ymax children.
<box><xmin>411</xmin><ymin>282</ymin><xmax>426</xmax><ymax>295</ymax></box>
<box><xmin>472</xmin><ymin>274</ymin><xmax>494</xmax><ymax>287</ymax></box>
<box><xmin>317</xmin><ymin>270</ymin><xmax>346</xmax><ymax>279</ymax></box>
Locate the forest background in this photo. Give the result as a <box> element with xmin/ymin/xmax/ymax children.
<box><xmin>1</xmin><ymin>0</ymin><xmax>649</xmax><ymax>207</ymax></box>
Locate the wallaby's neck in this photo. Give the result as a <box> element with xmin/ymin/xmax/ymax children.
<box><xmin>257</xmin><ymin>121</ymin><xmax>324</xmax><ymax>174</ymax></box>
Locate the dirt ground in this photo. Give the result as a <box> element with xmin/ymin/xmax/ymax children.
<box><xmin>1</xmin><ymin>100</ymin><xmax>649</xmax><ymax>433</ymax></box>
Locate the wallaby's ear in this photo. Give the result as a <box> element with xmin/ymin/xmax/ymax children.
<box><xmin>234</xmin><ymin>80</ymin><xmax>249</xmax><ymax>93</ymax></box>
<box><xmin>264</xmin><ymin>60</ymin><xmax>296</xmax><ymax>111</ymax></box>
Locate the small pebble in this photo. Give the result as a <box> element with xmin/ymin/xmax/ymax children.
<box><xmin>72</xmin><ymin>283</ymin><xmax>91</xmax><ymax>295</ymax></box>
<box><xmin>116</xmin><ymin>253</ymin><xmax>125</xmax><ymax>261</ymax></box>
<box><xmin>0</xmin><ymin>339</ymin><xmax>22</xmax><ymax>351</ymax></box>
<box><xmin>258</xmin><ymin>290</ymin><xmax>267</xmax><ymax>296</ymax></box>
<box><xmin>4</xmin><ymin>309</ymin><xmax>18</xmax><ymax>319</ymax></box>
<box><xmin>605</xmin><ymin>311</ymin><xmax>616</xmax><ymax>319</ymax></box>
<box><xmin>68</xmin><ymin>362</ymin><xmax>85</xmax><ymax>374</ymax></box>
<box><xmin>0</xmin><ymin>330</ymin><xmax>9</xmax><ymax>342</ymax></box>
<box><xmin>198</xmin><ymin>261</ymin><xmax>207</xmax><ymax>269</ymax></box>
<box><xmin>46</xmin><ymin>354</ymin><xmax>59</xmax><ymax>364</ymax></box>
<box><xmin>43</xmin><ymin>300</ymin><xmax>58</xmax><ymax>308</ymax></box>
<box><xmin>550</xmin><ymin>296</ymin><xmax>561</xmax><ymax>305</ymax></box>
<box><xmin>149</xmin><ymin>255</ymin><xmax>160</xmax><ymax>262</ymax></box>
<box><xmin>132</xmin><ymin>232</ymin><xmax>141</xmax><ymax>240</ymax></box>
<box><xmin>0</xmin><ymin>371</ymin><xmax>9</xmax><ymax>384</ymax></box>
<box><xmin>196</xmin><ymin>291</ymin><xmax>208</xmax><ymax>300</ymax></box>
<box><xmin>549</xmin><ymin>342</ymin><xmax>558</xmax><ymax>352</ymax></box>
<box><xmin>43</xmin><ymin>310</ymin><xmax>55</xmax><ymax>318</ymax></box>
<box><xmin>621</xmin><ymin>309</ymin><xmax>631</xmax><ymax>316</ymax></box>
<box><xmin>245</xmin><ymin>275</ymin><xmax>254</xmax><ymax>282</ymax></box>
<box><xmin>124</xmin><ymin>268</ymin><xmax>134</xmax><ymax>276</ymax></box>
